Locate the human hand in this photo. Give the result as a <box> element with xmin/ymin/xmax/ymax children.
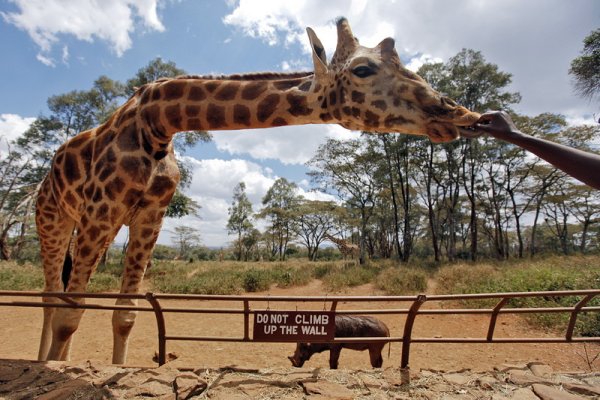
<box><xmin>458</xmin><ymin>111</ymin><xmax>521</xmax><ymax>140</ymax></box>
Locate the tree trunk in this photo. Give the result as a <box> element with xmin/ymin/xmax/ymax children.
<box><xmin>382</xmin><ymin>136</ymin><xmax>402</xmax><ymax>261</ymax></box>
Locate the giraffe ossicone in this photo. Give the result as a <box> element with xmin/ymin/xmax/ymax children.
<box><xmin>36</xmin><ymin>17</ymin><xmax>479</xmax><ymax>364</ymax></box>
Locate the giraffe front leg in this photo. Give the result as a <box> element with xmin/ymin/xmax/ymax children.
<box><xmin>112</xmin><ymin>208</ymin><xmax>164</xmax><ymax>364</ymax></box>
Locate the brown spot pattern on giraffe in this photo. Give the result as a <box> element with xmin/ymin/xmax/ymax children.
<box><xmin>257</xmin><ymin>94</ymin><xmax>280</xmax><ymax>122</ymax></box>
<box><xmin>206</xmin><ymin>103</ymin><xmax>226</xmax><ymax>128</ymax></box>
<box><xmin>241</xmin><ymin>82</ymin><xmax>268</xmax><ymax>100</ymax></box>
<box><xmin>234</xmin><ymin>104</ymin><xmax>251</xmax><ymax>126</ymax></box>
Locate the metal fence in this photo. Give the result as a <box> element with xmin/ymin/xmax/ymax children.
<box><xmin>0</xmin><ymin>289</ymin><xmax>599</xmax><ymax>370</ymax></box>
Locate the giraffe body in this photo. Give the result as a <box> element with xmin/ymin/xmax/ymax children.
<box><xmin>324</xmin><ymin>233</ymin><xmax>360</xmax><ymax>260</ymax></box>
<box><xmin>36</xmin><ymin>18</ymin><xmax>479</xmax><ymax>364</ymax></box>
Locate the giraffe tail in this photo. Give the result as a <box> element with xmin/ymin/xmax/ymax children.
<box><xmin>61</xmin><ymin>237</ymin><xmax>74</xmax><ymax>290</ymax></box>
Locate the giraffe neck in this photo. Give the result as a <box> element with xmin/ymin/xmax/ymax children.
<box><xmin>137</xmin><ymin>72</ymin><xmax>329</xmax><ymax>143</ymax></box>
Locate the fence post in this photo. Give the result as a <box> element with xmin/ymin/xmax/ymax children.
<box><xmin>243</xmin><ymin>300</ymin><xmax>250</xmax><ymax>341</ymax></box>
<box><xmin>487</xmin><ymin>298</ymin><xmax>509</xmax><ymax>341</ymax></box>
<box><xmin>566</xmin><ymin>294</ymin><xmax>595</xmax><ymax>341</ymax></box>
<box><xmin>400</xmin><ymin>294</ymin><xmax>426</xmax><ymax>384</ymax></box>
<box><xmin>145</xmin><ymin>292</ymin><xmax>167</xmax><ymax>366</ymax></box>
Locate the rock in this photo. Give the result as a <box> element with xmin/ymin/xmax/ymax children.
<box><xmin>529</xmin><ymin>362</ymin><xmax>553</xmax><ymax>378</ymax></box>
<box><xmin>128</xmin><ymin>379</ymin><xmax>173</xmax><ymax>397</ymax></box>
<box><xmin>36</xmin><ymin>378</ymin><xmax>110</xmax><ymax>400</ymax></box>
<box><xmin>511</xmin><ymin>388</ymin><xmax>540</xmax><ymax>400</ymax></box>
<box><xmin>174</xmin><ymin>373</ymin><xmax>207</xmax><ymax>399</ymax></box>
<box><xmin>561</xmin><ymin>381</ymin><xmax>600</xmax><ymax>397</ymax></box>
<box><xmin>301</xmin><ymin>380</ymin><xmax>355</xmax><ymax>399</ymax></box>
<box><xmin>477</xmin><ymin>375</ymin><xmax>498</xmax><ymax>390</ymax></box>
<box><xmin>495</xmin><ymin>363</ymin><xmax>529</xmax><ymax>372</ymax></box>
<box><xmin>443</xmin><ymin>372</ymin><xmax>473</xmax><ymax>385</ymax></box>
<box><xmin>532</xmin><ymin>383</ymin><xmax>587</xmax><ymax>400</ymax></box>
<box><xmin>508</xmin><ymin>370</ymin><xmax>553</xmax><ymax>386</ymax></box>
<box><xmin>0</xmin><ymin>363</ymin><xmax>26</xmax><ymax>382</ymax></box>
<box><xmin>92</xmin><ymin>370</ymin><xmax>132</xmax><ymax>387</ymax></box>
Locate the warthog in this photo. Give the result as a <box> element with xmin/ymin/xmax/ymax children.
<box><xmin>288</xmin><ymin>315</ymin><xmax>390</xmax><ymax>369</ymax></box>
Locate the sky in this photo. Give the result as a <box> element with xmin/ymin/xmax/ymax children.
<box><xmin>0</xmin><ymin>0</ymin><xmax>598</xmax><ymax>248</ymax></box>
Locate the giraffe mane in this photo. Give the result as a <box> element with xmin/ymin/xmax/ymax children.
<box><xmin>132</xmin><ymin>71</ymin><xmax>314</xmax><ymax>98</ymax></box>
<box><xmin>170</xmin><ymin>71</ymin><xmax>314</xmax><ymax>81</ymax></box>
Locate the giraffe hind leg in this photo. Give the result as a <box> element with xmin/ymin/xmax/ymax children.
<box><xmin>46</xmin><ymin>223</ymin><xmax>120</xmax><ymax>361</ymax></box>
<box><xmin>35</xmin><ymin>181</ymin><xmax>76</xmax><ymax>361</ymax></box>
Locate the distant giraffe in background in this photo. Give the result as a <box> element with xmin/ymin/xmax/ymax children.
<box><xmin>324</xmin><ymin>233</ymin><xmax>360</xmax><ymax>260</ymax></box>
<box><xmin>35</xmin><ymin>18</ymin><xmax>479</xmax><ymax>365</ymax></box>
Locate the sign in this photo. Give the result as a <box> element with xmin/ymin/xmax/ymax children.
<box><xmin>253</xmin><ymin>311</ymin><xmax>335</xmax><ymax>342</ymax></box>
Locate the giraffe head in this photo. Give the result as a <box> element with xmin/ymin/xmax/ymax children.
<box><xmin>307</xmin><ymin>18</ymin><xmax>479</xmax><ymax>142</ymax></box>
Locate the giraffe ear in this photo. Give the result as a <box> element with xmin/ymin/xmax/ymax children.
<box><xmin>306</xmin><ymin>27</ymin><xmax>328</xmax><ymax>82</ymax></box>
<box><xmin>378</xmin><ymin>37</ymin><xmax>401</xmax><ymax>63</ymax></box>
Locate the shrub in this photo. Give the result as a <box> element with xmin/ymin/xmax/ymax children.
<box><xmin>375</xmin><ymin>267</ymin><xmax>428</xmax><ymax>295</ymax></box>
<box><xmin>322</xmin><ymin>264</ymin><xmax>378</xmax><ymax>291</ymax></box>
<box><xmin>241</xmin><ymin>268</ymin><xmax>271</xmax><ymax>292</ymax></box>
<box><xmin>0</xmin><ymin>261</ymin><xmax>44</xmax><ymax>290</ymax></box>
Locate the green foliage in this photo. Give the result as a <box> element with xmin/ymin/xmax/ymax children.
<box><xmin>569</xmin><ymin>28</ymin><xmax>600</xmax><ymax>100</ymax></box>
<box><xmin>147</xmin><ymin>260</ymin><xmax>317</xmax><ymax>294</ymax></box>
<box><xmin>87</xmin><ymin>273</ymin><xmax>121</xmax><ymax>293</ymax></box>
<box><xmin>437</xmin><ymin>255</ymin><xmax>600</xmax><ymax>336</ymax></box>
<box><xmin>375</xmin><ymin>267</ymin><xmax>428</xmax><ymax>295</ymax></box>
<box><xmin>320</xmin><ymin>264</ymin><xmax>378</xmax><ymax>291</ymax></box>
<box><xmin>0</xmin><ymin>261</ymin><xmax>44</xmax><ymax>290</ymax></box>
<box><xmin>241</xmin><ymin>268</ymin><xmax>271</xmax><ymax>292</ymax></box>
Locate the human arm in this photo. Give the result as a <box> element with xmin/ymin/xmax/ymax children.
<box><xmin>459</xmin><ymin>111</ymin><xmax>600</xmax><ymax>190</ymax></box>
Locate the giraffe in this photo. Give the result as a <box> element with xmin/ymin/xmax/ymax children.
<box><xmin>35</xmin><ymin>17</ymin><xmax>479</xmax><ymax>364</ymax></box>
<box><xmin>324</xmin><ymin>233</ymin><xmax>360</xmax><ymax>260</ymax></box>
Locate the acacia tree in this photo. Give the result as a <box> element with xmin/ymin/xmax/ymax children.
<box><xmin>293</xmin><ymin>200</ymin><xmax>339</xmax><ymax>261</ymax></box>
<box><xmin>258</xmin><ymin>178</ymin><xmax>299</xmax><ymax>261</ymax></box>
<box><xmin>569</xmin><ymin>28</ymin><xmax>600</xmax><ymax>101</ymax></box>
<box><xmin>170</xmin><ymin>226</ymin><xmax>201</xmax><ymax>259</ymax></box>
<box><xmin>568</xmin><ymin>185</ymin><xmax>600</xmax><ymax>253</ymax></box>
<box><xmin>227</xmin><ymin>182</ymin><xmax>254</xmax><ymax>261</ymax></box>
<box><xmin>418</xmin><ymin>49</ymin><xmax>521</xmax><ymax>261</ymax></box>
<box><xmin>308</xmin><ymin>138</ymin><xmax>378</xmax><ymax>264</ymax></box>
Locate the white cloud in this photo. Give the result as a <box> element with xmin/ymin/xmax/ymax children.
<box><xmin>405</xmin><ymin>53</ymin><xmax>443</xmax><ymax>72</ymax></box>
<box><xmin>212</xmin><ymin>125</ymin><xmax>359</xmax><ymax>166</ymax></box>
<box><xmin>1</xmin><ymin>0</ymin><xmax>166</xmax><ymax>65</ymax></box>
<box><xmin>223</xmin><ymin>0</ymin><xmax>599</xmax><ymax>121</ymax></box>
<box><xmin>149</xmin><ymin>157</ymin><xmax>336</xmax><ymax>247</ymax></box>
<box><xmin>0</xmin><ymin>113</ymin><xmax>36</xmax><ymax>155</ymax></box>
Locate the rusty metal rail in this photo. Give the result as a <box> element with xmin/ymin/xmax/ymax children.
<box><xmin>0</xmin><ymin>289</ymin><xmax>599</xmax><ymax>369</ymax></box>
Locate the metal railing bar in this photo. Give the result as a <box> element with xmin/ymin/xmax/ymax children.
<box><xmin>417</xmin><ymin>306</ymin><xmax>600</xmax><ymax>315</ymax></box>
<box><xmin>164</xmin><ymin>335</ymin><xmax>405</xmax><ymax>343</ymax></box>
<box><xmin>0</xmin><ymin>301</ymin><xmax>153</xmax><ymax>312</ymax></box>
<box><xmin>412</xmin><ymin>337</ymin><xmax>600</xmax><ymax>343</ymax></box>
<box><xmin>2</xmin><ymin>289</ymin><xmax>598</xmax><ymax>302</ymax></box>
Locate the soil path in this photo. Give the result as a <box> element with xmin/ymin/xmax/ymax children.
<box><xmin>0</xmin><ymin>280</ymin><xmax>596</xmax><ymax>372</ymax></box>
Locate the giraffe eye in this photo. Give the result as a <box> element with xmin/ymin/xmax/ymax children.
<box><xmin>352</xmin><ymin>65</ymin><xmax>376</xmax><ymax>78</ymax></box>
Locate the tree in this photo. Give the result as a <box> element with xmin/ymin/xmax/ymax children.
<box><xmin>569</xmin><ymin>29</ymin><xmax>600</xmax><ymax>100</ymax></box>
<box><xmin>308</xmin><ymin>138</ymin><xmax>378</xmax><ymax>264</ymax></box>
<box><xmin>171</xmin><ymin>226</ymin><xmax>201</xmax><ymax>259</ymax></box>
<box><xmin>227</xmin><ymin>182</ymin><xmax>254</xmax><ymax>261</ymax></box>
<box><xmin>417</xmin><ymin>49</ymin><xmax>521</xmax><ymax>261</ymax></box>
<box><xmin>293</xmin><ymin>200</ymin><xmax>339</xmax><ymax>261</ymax></box>
<box><xmin>258</xmin><ymin>178</ymin><xmax>299</xmax><ymax>261</ymax></box>
<box><xmin>567</xmin><ymin>185</ymin><xmax>600</xmax><ymax>253</ymax></box>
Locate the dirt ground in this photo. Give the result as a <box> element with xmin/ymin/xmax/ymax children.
<box><xmin>0</xmin><ymin>280</ymin><xmax>597</xmax><ymax>373</ymax></box>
